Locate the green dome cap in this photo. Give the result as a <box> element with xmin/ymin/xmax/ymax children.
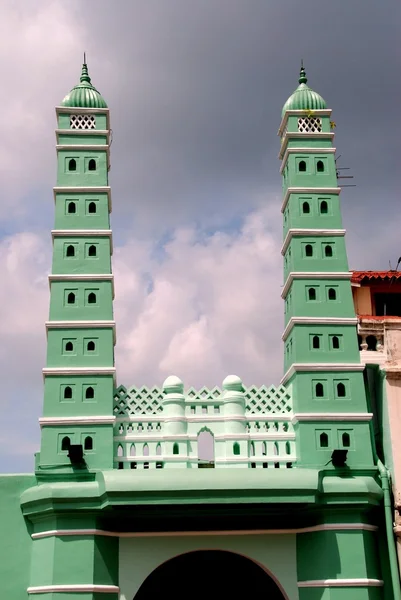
<box><xmin>281</xmin><ymin>64</ymin><xmax>326</xmax><ymax>117</ymax></box>
<box><xmin>61</xmin><ymin>59</ymin><xmax>108</xmax><ymax>109</ymax></box>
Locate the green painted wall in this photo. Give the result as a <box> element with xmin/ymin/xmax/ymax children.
<box><xmin>284</xmin><ymin>279</ymin><xmax>355</xmax><ymax>325</ymax></box>
<box><xmin>283</xmin><ymin>193</ymin><xmax>343</xmax><ymax>235</ymax></box>
<box><xmin>49</xmin><ymin>280</ymin><xmax>113</xmax><ymax>321</ymax></box>
<box><xmin>54</xmin><ymin>192</ymin><xmax>110</xmax><ymax>230</ymax></box>
<box><xmin>46</xmin><ymin>328</ymin><xmax>114</xmax><ymax>367</ymax></box>
<box><xmin>42</xmin><ymin>375</ymin><xmax>114</xmax><ymax>416</ymax></box>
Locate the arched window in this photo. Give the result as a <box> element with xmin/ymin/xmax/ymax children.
<box><xmin>156</xmin><ymin>443</ymin><xmax>162</xmax><ymax>456</ymax></box>
<box><xmin>299</xmin><ymin>160</ymin><xmax>306</xmax><ymax>172</ymax></box>
<box><xmin>262</xmin><ymin>441</ymin><xmax>267</xmax><ymax>456</ymax></box>
<box><xmin>342</xmin><ymin>432</ymin><xmax>351</xmax><ymax>447</ymax></box>
<box><xmin>130</xmin><ymin>444</ymin><xmax>136</xmax><ymax>456</ymax></box>
<box><xmin>117</xmin><ymin>444</ymin><xmax>124</xmax><ymax>457</ymax></box>
<box><xmin>250</xmin><ymin>442</ymin><xmax>255</xmax><ymax>456</ymax></box>
<box><xmin>332</xmin><ymin>336</ymin><xmax>340</xmax><ymax>349</ymax></box>
<box><xmin>67</xmin><ymin>201</ymin><xmax>76</xmax><ymax>214</ymax></box>
<box><xmin>320</xmin><ymin>432</ymin><xmax>329</xmax><ymax>448</ymax></box>
<box><xmin>88</xmin><ymin>245</ymin><xmax>97</xmax><ymax>257</ymax></box>
<box><xmin>87</xmin><ymin>341</ymin><xmax>95</xmax><ymax>352</ymax></box>
<box><xmin>66</xmin><ymin>245</ymin><xmax>75</xmax><ymax>257</ymax></box>
<box><xmin>305</xmin><ymin>244</ymin><xmax>313</xmax><ymax>257</ymax></box>
<box><xmin>337</xmin><ymin>383</ymin><xmax>346</xmax><ymax>397</ymax></box>
<box><xmin>273</xmin><ymin>442</ymin><xmax>279</xmax><ymax>456</ymax></box>
<box><xmin>320</xmin><ymin>200</ymin><xmax>328</xmax><ymax>214</ymax></box>
<box><xmin>85</xmin><ymin>386</ymin><xmax>94</xmax><ymax>400</ymax></box>
<box><xmin>88</xmin><ymin>201</ymin><xmax>97</xmax><ymax>214</ymax></box>
<box><xmin>328</xmin><ymin>288</ymin><xmax>336</xmax><ymax>300</ymax></box>
<box><xmin>87</xmin><ymin>292</ymin><xmax>96</xmax><ymax>304</ymax></box>
<box><xmin>285</xmin><ymin>441</ymin><xmax>291</xmax><ymax>455</ymax></box>
<box><xmin>308</xmin><ymin>287</ymin><xmax>316</xmax><ymax>301</ymax></box>
<box><xmin>233</xmin><ymin>442</ymin><xmax>240</xmax><ymax>456</ymax></box>
<box><xmin>317</xmin><ymin>160</ymin><xmax>325</xmax><ymax>172</ymax></box>
<box><xmin>302</xmin><ymin>201</ymin><xmax>310</xmax><ymax>214</ymax></box>
<box><xmin>64</xmin><ymin>386</ymin><xmax>72</xmax><ymax>399</ymax></box>
<box><xmin>366</xmin><ymin>335</ymin><xmax>377</xmax><ymax>351</ymax></box>
<box><xmin>312</xmin><ymin>335</ymin><xmax>320</xmax><ymax>349</ymax></box>
<box><xmin>65</xmin><ymin>341</ymin><xmax>73</xmax><ymax>352</ymax></box>
<box><xmin>61</xmin><ymin>436</ymin><xmax>71</xmax><ymax>451</ymax></box>
<box><xmin>143</xmin><ymin>444</ymin><xmax>149</xmax><ymax>456</ymax></box>
<box><xmin>315</xmin><ymin>382</ymin><xmax>324</xmax><ymax>397</ymax></box>
<box><xmin>173</xmin><ymin>443</ymin><xmax>179</xmax><ymax>455</ymax></box>
<box><xmin>68</xmin><ymin>158</ymin><xmax>77</xmax><ymax>171</ymax></box>
<box><xmin>325</xmin><ymin>245</ymin><xmax>333</xmax><ymax>257</ymax></box>
<box><xmin>67</xmin><ymin>292</ymin><xmax>76</xmax><ymax>304</ymax></box>
<box><xmin>84</xmin><ymin>436</ymin><xmax>93</xmax><ymax>450</ymax></box>
<box><xmin>88</xmin><ymin>159</ymin><xmax>96</xmax><ymax>171</ymax></box>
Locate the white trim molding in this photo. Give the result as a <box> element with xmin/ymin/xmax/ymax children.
<box><xmin>279</xmin><ymin>132</ymin><xmax>335</xmax><ymax>159</ymax></box>
<box><xmin>31</xmin><ymin>522</ymin><xmax>377</xmax><ymax>540</ymax></box>
<box><xmin>53</xmin><ymin>186</ymin><xmax>112</xmax><ymax>212</ymax></box>
<box><xmin>298</xmin><ymin>579</ymin><xmax>383</xmax><ymax>588</ymax></box>
<box><xmin>281</xmin><ymin>186</ymin><xmax>341</xmax><ymax>213</ymax></box>
<box><xmin>282</xmin><ymin>317</ymin><xmax>358</xmax><ymax>341</ymax></box>
<box><xmin>45</xmin><ymin>320</ymin><xmax>116</xmax><ymax>343</ymax></box>
<box><xmin>56</xmin><ymin>144</ymin><xmax>109</xmax><ymax>152</ymax></box>
<box><xmin>280</xmin><ymin>147</ymin><xmax>336</xmax><ymax>174</ymax></box>
<box><xmin>51</xmin><ymin>229</ymin><xmax>113</xmax><ymax>254</ymax></box>
<box><xmin>282</xmin><ymin>271</ymin><xmax>352</xmax><ymax>299</ymax></box>
<box><xmin>28</xmin><ymin>584</ymin><xmax>119</xmax><ymax>594</ymax></box>
<box><xmin>278</xmin><ymin>109</ymin><xmax>332</xmax><ymax>137</ymax></box>
<box><xmin>39</xmin><ymin>415</ymin><xmax>115</xmax><ymax>427</ymax></box>
<box><xmin>48</xmin><ymin>273</ymin><xmax>114</xmax><ymax>298</ymax></box>
<box><xmin>42</xmin><ymin>366</ymin><xmax>116</xmax><ymax>384</ymax></box>
<box><xmin>293</xmin><ymin>413</ymin><xmax>373</xmax><ymax>423</ymax></box>
<box><xmin>281</xmin><ymin>362</ymin><xmax>364</xmax><ymax>385</ymax></box>
<box><xmin>281</xmin><ymin>229</ymin><xmax>346</xmax><ymax>255</ymax></box>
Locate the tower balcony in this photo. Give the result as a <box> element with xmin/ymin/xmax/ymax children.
<box><xmin>357</xmin><ymin>316</ymin><xmax>401</xmax><ymax>367</ymax></box>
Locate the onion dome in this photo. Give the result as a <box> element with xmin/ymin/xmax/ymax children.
<box><xmin>61</xmin><ymin>59</ymin><xmax>107</xmax><ymax>109</ymax></box>
<box><xmin>282</xmin><ymin>64</ymin><xmax>326</xmax><ymax>117</ymax></box>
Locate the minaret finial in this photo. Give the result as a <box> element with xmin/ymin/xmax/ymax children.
<box><xmin>299</xmin><ymin>60</ymin><xmax>307</xmax><ymax>85</ymax></box>
<box><xmin>80</xmin><ymin>54</ymin><xmax>91</xmax><ymax>85</ymax></box>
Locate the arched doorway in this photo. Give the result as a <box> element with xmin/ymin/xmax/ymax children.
<box><xmin>133</xmin><ymin>550</ymin><xmax>286</xmax><ymax>600</ymax></box>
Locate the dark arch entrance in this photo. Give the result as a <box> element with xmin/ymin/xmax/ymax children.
<box><xmin>133</xmin><ymin>549</ymin><xmax>286</xmax><ymax>600</ymax></box>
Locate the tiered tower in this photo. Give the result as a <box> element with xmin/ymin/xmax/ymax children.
<box><xmin>279</xmin><ymin>65</ymin><xmax>374</xmax><ymax>468</ymax></box>
<box><xmin>38</xmin><ymin>61</ymin><xmax>115</xmax><ymax>473</ymax></box>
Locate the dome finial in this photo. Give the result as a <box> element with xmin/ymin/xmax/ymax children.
<box><xmin>80</xmin><ymin>53</ymin><xmax>91</xmax><ymax>85</ymax></box>
<box><xmin>299</xmin><ymin>60</ymin><xmax>307</xmax><ymax>85</ymax></box>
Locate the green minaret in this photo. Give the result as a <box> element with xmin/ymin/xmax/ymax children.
<box><xmin>279</xmin><ymin>65</ymin><xmax>374</xmax><ymax>468</ymax></box>
<box><xmin>38</xmin><ymin>60</ymin><xmax>115</xmax><ymax>473</ymax></box>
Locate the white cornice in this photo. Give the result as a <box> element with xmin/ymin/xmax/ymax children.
<box><xmin>281</xmin><ymin>187</ymin><xmax>341</xmax><ymax>213</ymax></box>
<box><xmin>39</xmin><ymin>415</ymin><xmax>115</xmax><ymax>427</ymax></box>
<box><xmin>282</xmin><ymin>317</ymin><xmax>358</xmax><ymax>341</ymax></box>
<box><xmin>56</xmin><ymin>144</ymin><xmax>109</xmax><ymax>152</ymax></box>
<box><xmin>56</xmin><ymin>129</ymin><xmax>109</xmax><ymax>136</ymax></box>
<box><xmin>298</xmin><ymin>579</ymin><xmax>382</xmax><ymax>588</ymax></box>
<box><xmin>280</xmin><ymin>147</ymin><xmax>336</xmax><ymax>174</ymax></box>
<box><xmin>51</xmin><ymin>229</ymin><xmax>113</xmax><ymax>254</ymax></box>
<box><xmin>277</xmin><ymin>109</ymin><xmax>332</xmax><ymax>137</ymax></box>
<box><xmin>281</xmin><ymin>362</ymin><xmax>364</xmax><ymax>385</ymax></box>
<box><xmin>281</xmin><ymin>229</ymin><xmax>346</xmax><ymax>255</ymax></box>
<box><xmin>279</xmin><ymin>132</ymin><xmax>335</xmax><ymax>159</ymax></box>
<box><xmin>293</xmin><ymin>412</ymin><xmax>373</xmax><ymax>423</ymax></box>
<box><xmin>48</xmin><ymin>273</ymin><xmax>114</xmax><ymax>298</ymax></box>
<box><xmin>56</xmin><ymin>107</ymin><xmax>110</xmax><ymax>114</ymax></box>
<box><xmin>282</xmin><ymin>271</ymin><xmax>352</xmax><ymax>299</ymax></box>
<box><xmin>31</xmin><ymin>522</ymin><xmax>377</xmax><ymax>540</ymax></box>
<box><xmin>45</xmin><ymin>320</ymin><xmax>116</xmax><ymax>343</ymax></box>
<box><xmin>53</xmin><ymin>186</ymin><xmax>112</xmax><ymax>213</ymax></box>
<box><xmin>42</xmin><ymin>366</ymin><xmax>116</xmax><ymax>383</ymax></box>
<box><xmin>28</xmin><ymin>584</ymin><xmax>119</xmax><ymax>594</ymax></box>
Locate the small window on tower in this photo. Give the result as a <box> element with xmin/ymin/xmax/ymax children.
<box><xmin>173</xmin><ymin>443</ymin><xmax>179</xmax><ymax>455</ymax></box>
<box><xmin>317</xmin><ymin>160</ymin><xmax>325</xmax><ymax>173</ymax></box>
<box><xmin>84</xmin><ymin>436</ymin><xmax>93</xmax><ymax>451</ymax></box>
<box><xmin>342</xmin><ymin>432</ymin><xmax>351</xmax><ymax>448</ymax></box>
<box><xmin>312</xmin><ymin>335</ymin><xmax>320</xmax><ymax>349</ymax></box>
<box><xmin>325</xmin><ymin>245</ymin><xmax>333</xmax><ymax>258</ymax></box>
<box><xmin>320</xmin><ymin>200</ymin><xmax>328</xmax><ymax>214</ymax></box>
<box><xmin>88</xmin><ymin>159</ymin><xmax>96</xmax><ymax>171</ymax></box>
<box><xmin>308</xmin><ymin>287</ymin><xmax>317</xmax><ymax>301</ymax></box>
<box><xmin>328</xmin><ymin>288</ymin><xmax>337</xmax><ymax>301</ymax></box>
<box><xmin>70</xmin><ymin>114</ymin><xmax>96</xmax><ymax>130</ymax></box>
<box><xmin>305</xmin><ymin>244</ymin><xmax>313</xmax><ymax>257</ymax></box>
<box><xmin>68</xmin><ymin>159</ymin><xmax>77</xmax><ymax>172</ymax></box>
<box><xmin>65</xmin><ymin>341</ymin><xmax>74</xmax><ymax>352</ymax></box>
<box><xmin>319</xmin><ymin>432</ymin><xmax>329</xmax><ymax>448</ymax></box>
<box><xmin>302</xmin><ymin>201</ymin><xmax>310</xmax><ymax>214</ymax></box>
<box><xmin>87</xmin><ymin>292</ymin><xmax>97</xmax><ymax>304</ymax></box>
<box><xmin>88</xmin><ymin>202</ymin><xmax>97</xmax><ymax>214</ymax></box>
<box><xmin>336</xmin><ymin>382</ymin><xmax>346</xmax><ymax>398</ymax></box>
<box><xmin>315</xmin><ymin>383</ymin><xmax>324</xmax><ymax>397</ymax></box>
<box><xmin>67</xmin><ymin>292</ymin><xmax>76</xmax><ymax>305</ymax></box>
<box><xmin>298</xmin><ymin>160</ymin><xmax>307</xmax><ymax>172</ymax></box>
<box><xmin>67</xmin><ymin>201</ymin><xmax>76</xmax><ymax>214</ymax></box>
<box><xmin>85</xmin><ymin>386</ymin><xmax>95</xmax><ymax>400</ymax></box>
<box><xmin>233</xmin><ymin>442</ymin><xmax>240</xmax><ymax>456</ymax></box>
<box><xmin>66</xmin><ymin>245</ymin><xmax>75</xmax><ymax>258</ymax></box>
<box><xmin>64</xmin><ymin>386</ymin><xmax>73</xmax><ymax>399</ymax></box>
<box><xmin>88</xmin><ymin>245</ymin><xmax>97</xmax><ymax>257</ymax></box>
<box><xmin>87</xmin><ymin>340</ymin><xmax>96</xmax><ymax>352</ymax></box>
<box><xmin>331</xmin><ymin>336</ymin><xmax>340</xmax><ymax>350</ymax></box>
<box><xmin>61</xmin><ymin>436</ymin><xmax>71</xmax><ymax>451</ymax></box>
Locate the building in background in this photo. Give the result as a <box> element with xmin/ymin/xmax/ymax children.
<box><xmin>0</xmin><ymin>63</ymin><xmax>400</xmax><ymax>600</ymax></box>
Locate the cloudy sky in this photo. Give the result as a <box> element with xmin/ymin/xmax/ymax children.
<box><xmin>0</xmin><ymin>0</ymin><xmax>399</xmax><ymax>472</ymax></box>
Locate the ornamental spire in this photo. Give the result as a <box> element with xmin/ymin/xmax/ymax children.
<box><xmin>80</xmin><ymin>54</ymin><xmax>92</xmax><ymax>85</ymax></box>
<box><xmin>299</xmin><ymin>60</ymin><xmax>307</xmax><ymax>85</ymax></box>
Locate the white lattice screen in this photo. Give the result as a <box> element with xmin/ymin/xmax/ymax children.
<box><xmin>70</xmin><ymin>114</ymin><xmax>96</xmax><ymax>130</ymax></box>
<box><xmin>298</xmin><ymin>117</ymin><xmax>322</xmax><ymax>133</ymax></box>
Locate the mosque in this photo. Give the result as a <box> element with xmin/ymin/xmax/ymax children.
<box><xmin>0</xmin><ymin>61</ymin><xmax>400</xmax><ymax>599</ymax></box>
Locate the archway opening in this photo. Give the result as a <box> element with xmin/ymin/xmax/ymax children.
<box><xmin>197</xmin><ymin>428</ymin><xmax>215</xmax><ymax>468</ymax></box>
<box><xmin>133</xmin><ymin>550</ymin><xmax>286</xmax><ymax>600</ymax></box>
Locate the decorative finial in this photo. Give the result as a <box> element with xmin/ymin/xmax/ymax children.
<box><xmin>80</xmin><ymin>55</ymin><xmax>91</xmax><ymax>85</ymax></box>
<box><xmin>84</xmin><ymin>51</ymin><xmax>86</xmax><ymax>64</ymax></box>
<box><xmin>299</xmin><ymin>60</ymin><xmax>307</xmax><ymax>85</ymax></box>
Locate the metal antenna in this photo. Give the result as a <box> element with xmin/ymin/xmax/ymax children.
<box><xmin>84</xmin><ymin>51</ymin><xmax>86</xmax><ymax>64</ymax></box>
<box><xmin>335</xmin><ymin>155</ymin><xmax>356</xmax><ymax>188</ymax></box>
